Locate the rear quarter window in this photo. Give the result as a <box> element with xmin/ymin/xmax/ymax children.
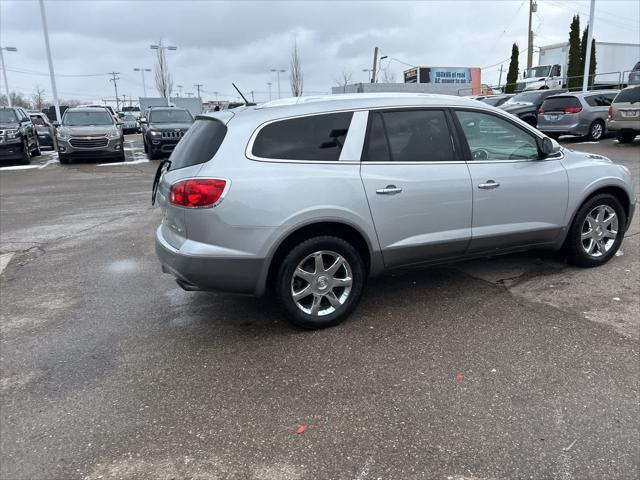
<box><xmin>251</xmin><ymin>112</ymin><xmax>353</xmax><ymax>161</ymax></box>
<box><xmin>613</xmin><ymin>87</ymin><xmax>640</xmax><ymax>104</ymax></box>
<box><xmin>541</xmin><ymin>96</ymin><xmax>580</xmax><ymax>111</ymax></box>
<box><xmin>168</xmin><ymin>118</ymin><xmax>226</xmax><ymax>170</ymax></box>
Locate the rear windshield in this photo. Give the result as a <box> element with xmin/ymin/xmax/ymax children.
<box><xmin>613</xmin><ymin>87</ymin><xmax>640</xmax><ymax>104</ymax></box>
<box><xmin>63</xmin><ymin>110</ymin><xmax>113</xmax><ymax>126</ymax></box>
<box><xmin>541</xmin><ymin>96</ymin><xmax>580</xmax><ymax>111</ymax></box>
<box><xmin>30</xmin><ymin>115</ymin><xmax>46</xmax><ymax>126</ymax></box>
<box><xmin>149</xmin><ymin>109</ymin><xmax>193</xmax><ymax>123</ymax></box>
<box><xmin>168</xmin><ymin>118</ymin><xmax>226</xmax><ymax>170</ymax></box>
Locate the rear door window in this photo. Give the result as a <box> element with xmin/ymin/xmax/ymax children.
<box><xmin>30</xmin><ymin>116</ymin><xmax>46</xmax><ymax>126</ymax></box>
<box><xmin>363</xmin><ymin>109</ymin><xmax>455</xmax><ymax>162</ymax></box>
<box><xmin>613</xmin><ymin>87</ymin><xmax>640</xmax><ymax>104</ymax></box>
<box><xmin>584</xmin><ymin>95</ymin><xmax>614</xmax><ymax>107</ymax></box>
<box><xmin>252</xmin><ymin>112</ymin><xmax>353</xmax><ymax>161</ymax></box>
<box><xmin>169</xmin><ymin>118</ymin><xmax>226</xmax><ymax>170</ymax></box>
<box><xmin>541</xmin><ymin>96</ymin><xmax>580</xmax><ymax>112</ymax></box>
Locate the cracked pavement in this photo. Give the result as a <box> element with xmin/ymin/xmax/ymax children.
<box><xmin>1</xmin><ymin>136</ymin><xmax>639</xmax><ymax>479</ymax></box>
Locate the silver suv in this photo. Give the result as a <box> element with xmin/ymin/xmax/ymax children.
<box><xmin>154</xmin><ymin>94</ymin><xmax>636</xmax><ymax>329</ymax></box>
<box><xmin>56</xmin><ymin>107</ymin><xmax>124</xmax><ymax>164</ymax></box>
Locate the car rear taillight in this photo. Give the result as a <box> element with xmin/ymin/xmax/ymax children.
<box><xmin>538</xmin><ymin>108</ymin><xmax>545</xmax><ymax>114</ymax></box>
<box><xmin>608</xmin><ymin>106</ymin><xmax>613</xmax><ymax>119</ymax></box>
<box><xmin>170</xmin><ymin>179</ymin><xmax>227</xmax><ymax>208</ymax></box>
<box><xmin>564</xmin><ymin>106</ymin><xmax>582</xmax><ymax>114</ymax></box>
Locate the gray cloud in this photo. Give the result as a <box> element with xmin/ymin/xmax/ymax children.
<box><xmin>1</xmin><ymin>0</ymin><xmax>638</xmax><ymax>105</ymax></box>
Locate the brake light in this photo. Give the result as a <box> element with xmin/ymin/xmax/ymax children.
<box><xmin>170</xmin><ymin>179</ymin><xmax>227</xmax><ymax>208</ymax></box>
<box><xmin>538</xmin><ymin>108</ymin><xmax>545</xmax><ymax>114</ymax></box>
<box><xmin>608</xmin><ymin>106</ymin><xmax>613</xmax><ymax>119</ymax></box>
<box><xmin>564</xmin><ymin>106</ymin><xmax>582</xmax><ymax>114</ymax></box>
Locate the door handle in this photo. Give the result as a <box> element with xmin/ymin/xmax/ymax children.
<box><xmin>478</xmin><ymin>180</ymin><xmax>500</xmax><ymax>190</ymax></box>
<box><xmin>376</xmin><ymin>185</ymin><xmax>403</xmax><ymax>195</ymax></box>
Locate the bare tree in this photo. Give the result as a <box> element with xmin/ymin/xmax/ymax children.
<box><xmin>31</xmin><ymin>84</ymin><xmax>47</xmax><ymax>111</ymax></box>
<box><xmin>333</xmin><ymin>71</ymin><xmax>353</xmax><ymax>93</ymax></box>
<box><xmin>154</xmin><ymin>41</ymin><xmax>174</xmax><ymax>99</ymax></box>
<box><xmin>0</xmin><ymin>92</ymin><xmax>32</xmax><ymax>108</ymax></box>
<box><xmin>289</xmin><ymin>40</ymin><xmax>304</xmax><ymax>97</ymax></box>
<box><xmin>379</xmin><ymin>65</ymin><xmax>396</xmax><ymax>83</ymax></box>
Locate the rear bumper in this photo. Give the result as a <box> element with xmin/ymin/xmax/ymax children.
<box><xmin>537</xmin><ymin>119</ymin><xmax>588</xmax><ymax>136</ymax></box>
<box><xmin>607</xmin><ymin>118</ymin><xmax>640</xmax><ymax>133</ymax></box>
<box><xmin>155</xmin><ymin>225</ymin><xmax>264</xmax><ymax>295</ymax></box>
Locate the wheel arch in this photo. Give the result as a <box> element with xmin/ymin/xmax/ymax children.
<box><xmin>262</xmin><ymin>221</ymin><xmax>375</xmax><ymax>296</ymax></box>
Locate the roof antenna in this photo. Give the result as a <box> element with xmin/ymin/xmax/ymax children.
<box><xmin>232</xmin><ymin>83</ymin><xmax>256</xmax><ymax>106</ymax></box>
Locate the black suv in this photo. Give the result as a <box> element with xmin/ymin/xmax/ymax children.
<box><xmin>0</xmin><ymin>106</ymin><xmax>41</xmax><ymax>164</ymax></box>
<box><xmin>140</xmin><ymin>107</ymin><xmax>194</xmax><ymax>160</ymax></box>
<box><xmin>499</xmin><ymin>89</ymin><xmax>567</xmax><ymax>127</ymax></box>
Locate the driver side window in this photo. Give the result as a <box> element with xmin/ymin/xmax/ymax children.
<box><xmin>455</xmin><ymin>110</ymin><xmax>539</xmax><ymax>161</ymax></box>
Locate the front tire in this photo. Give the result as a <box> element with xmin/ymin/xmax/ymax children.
<box><xmin>31</xmin><ymin>137</ymin><xmax>42</xmax><ymax>156</ymax></box>
<box><xmin>565</xmin><ymin>194</ymin><xmax>626</xmax><ymax>267</ymax></box>
<box><xmin>276</xmin><ymin>236</ymin><xmax>365</xmax><ymax>329</ymax></box>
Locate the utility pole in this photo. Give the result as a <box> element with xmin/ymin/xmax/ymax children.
<box><xmin>250</xmin><ymin>90</ymin><xmax>255</xmax><ymax>103</ymax></box>
<box><xmin>371</xmin><ymin>47</ymin><xmax>379</xmax><ymax>83</ymax></box>
<box><xmin>109</xmin><ymin>72</ymin><xmax>120</xmax><ymax>111</ymax></box>
<box><xmin>582</xmin><ymin>0</ymin><xmax>596</xmax><ymax>91</ymax></box>
<box><xmin>267</xmin><ymin>83</ymin><xmax>272</xmax><ymax>101</ymax></box>
<box><xmin>194</xmin><ymin>83</ymin><xmax>203</xmax><ymax>98</ymax></box>
<box><xmin>527</xmin><ymin>0</ymin><xmax>537</xmax><ymax>69</ymax></box>
<box><xmin>38</xmin><ymin>0</ymin><xmax>61</xmax><ymax>122</ymax></box>
<box><xmin>0</xmin><ymin>46</ymin><xmax>17</xmax><ymax>107</ymax></box>
<box><xmin>498</xmin><ymin>64</ymin><xmax>504</xmax><ymax>89</ymax></box>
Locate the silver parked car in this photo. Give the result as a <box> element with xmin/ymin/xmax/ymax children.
<box><xmin>607</xmin><ymin>85</ymin><xmax>640</xmax><ymax>144</ymax></box>
<box><xmin>154</xmin><ymin>93</ymin><xmax>636</xmax><ymax>329</ymax></box>
<box><xmin>29</xmin><ymin>111</ymin><xmax>56</xmax><ymax>149</ymax></box>
<box><xmin>55</xmin><ymin>107</ymin><xmax>125</xmax><ymax>164</ymax></box>
<box><xmin>537</xmin><ymin>90</ymin><xmax>619</xmax><ymax>141</ymax></box>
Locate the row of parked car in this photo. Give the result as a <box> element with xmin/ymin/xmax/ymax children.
<box><xmin>473</xmin><ymin>84</ymin><xmax>640</xmax><ymax>143</ymax></box>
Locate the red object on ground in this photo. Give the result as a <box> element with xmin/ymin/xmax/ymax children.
<box><xmin>455</xmin><ymin>373</ymin><xmax>465</xmax><ymax>382</ymax></box>
<box><xmin>296</xmin><ymin>424</ymin><xmax>307</xmax><ymax>434</ymax></box>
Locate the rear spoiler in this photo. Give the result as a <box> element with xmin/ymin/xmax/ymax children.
<box><xmin>196</xmin><ymin>110</ymin><xmax>235</xmax><ymax>125</ymax></box>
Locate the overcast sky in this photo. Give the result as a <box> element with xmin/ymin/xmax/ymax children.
<box><xmin>1</xmin><ymin>0</ymin><xmax>638</xmax><ymax>105</ymax></box>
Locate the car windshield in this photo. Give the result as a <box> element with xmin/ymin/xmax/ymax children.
<box><xmin>123</xmin><ymin>114</ymin><xmax>137</xmax><ymax>121</ymax></box>
<box><xmin>149</xmin><ymin>109</ymin><xmax>193</xmax><ymax>123</ymax></box>
<box><xmin>504</xmin><ymin>91</ymin><xmax>542</xmax><ymax>105</ymax></box>
<box><xmin>0</xmin><ymin>109</ymin><xmax>18</xmax><ymax>123</ymax></box>
<box><xmin>614</xmin><ymin>87</ymin><xmax>640</xmax><ymax>103</ymax></box>
<box><xmin>63</xmin><ymin>110</ymin><xmax>114</xmax><ymax>126</ymax></box>
<box><xmin>525</xmin><ymin>66</ymin><xmax>551</xmax><ymax>78</ymax></box>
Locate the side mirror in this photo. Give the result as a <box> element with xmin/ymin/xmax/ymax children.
<box><xmin>540</xmin><ymin>136</ymin><xmax>559</xmax><ymax>158</ymax></box>
<box><xmin>52</xmin><ymin>121</ymin><xmax>60</xmax><ymax>127</ymax></box>
<box><xmin>139</xmin><ymin>117</ymin><xmax>147</xmax><ymax>124</ymax></box>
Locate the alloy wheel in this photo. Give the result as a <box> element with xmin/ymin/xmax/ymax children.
<box><xmin>591</xmin><ymin>122</ymin><xmax>603</xmax><ymax>140</ymax></box>
<box><xmin>290</xmin><ymin>250</ymin><xmax>353</xmax><ymax>316</ymax></box>
<box><xmin>581</xmin><ymin>205</ymin><xmax>618</xmax><ymax>257</ymax></box>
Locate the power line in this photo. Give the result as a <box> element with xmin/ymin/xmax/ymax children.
<box><xmin>5</xmin><ymin>67</ymin><xmax>109</xmax><ymax>77</ymax></box>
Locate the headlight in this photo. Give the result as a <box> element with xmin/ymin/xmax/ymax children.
<box><xmin>149</xmin><ymin>130</ymin><xmax>162</xmax><ymax>137</ymax></box>
<box><xmin>4</xmin><ymin>129</ymin><xmax>19</xmax><ymax>139</ymax></box>
<box><xmin>107</xmin><ymin>129</ymin><xmax>121</xmax><ymax>139</ymax></box>
<box><xmin>56</xmin><ymin>130</ymin><xmax>70</xmax><ymax>140</ymax></box>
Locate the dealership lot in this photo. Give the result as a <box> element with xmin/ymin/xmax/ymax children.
<box><xmin>1</xmin><ymin>136</ymin><xmax>638</xmax><ymax>479</ymax></box>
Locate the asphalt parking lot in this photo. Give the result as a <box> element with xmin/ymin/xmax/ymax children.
<box><xmin>1</xmin><ymin>135</ymin><xmax>639</xmax><ymax>480</ymax></box>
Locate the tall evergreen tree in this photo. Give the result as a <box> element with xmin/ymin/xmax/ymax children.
<box><xmin>579</xmin><ymin>26</ymin><xmax>597</xmax><ymax>88</ymax></box>
<box><xmin>588</xmin><ymin>38</ymin><xmax>597</xmax><ymax>88</ymax></box>
<box><xmin>505</xmin><ymin>43</ymin><xmax>520</xmax><ymax>93</ymax></box>
<box><xmin>567</xmin><ymin>15</ymin><xmax>582</xmax><ymax>90</ymax></box>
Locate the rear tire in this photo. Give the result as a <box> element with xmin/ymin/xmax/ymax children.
<box><xmin>616</xmin><ymin>132</ymin><xmax>637</xmax><ymax>144</ymax></box>
<box><xmin>31</xmin><ymin>138</ymin><xmax>42</xmax><ymax>156</ymax></box>
<box><xmin>276</xmin><ymin>236</ymin><xmax>365</xmax><ymax>329</ymax></box>
<box><xmin>588</xmin><ymin>120</ymin><xmax>605</xmax><ymax>141</ymax></box>
<box><xmin>565</xmin><ymin>194</ymin><xmax>626</xmax><ymax>268</ymax></box>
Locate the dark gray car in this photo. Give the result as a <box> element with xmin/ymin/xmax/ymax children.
<box><xmin>537</xmin><ymin>90</ymin><xmax>619</xmax><ymax>141</ymax></box>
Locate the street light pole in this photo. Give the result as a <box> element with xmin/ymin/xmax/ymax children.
<box><xmin>176</xmin><ymin>84</ymin><xmax>183</xmax><ymax>97</ymax></box>
<box><xmin>362</xmin><ymin>68</ymin><xmax>372</xmax><ymax>83</ymax></box>
<box><xmin>582</xmin><ymin>0</ymin><xmax>596</xmax><ymax>92</ymax></box>
<box><xmin>270</xmin><ymin>68</ymin><xmax>286</xmax><ymax>99</ymax></box>
<box><xmin>133</xmin><ymin>67</ymin><xmax>151</xmax><ymax>97</ymax></box>
<box><xmin>150</xmin><ymin>41</ymin><xmax>177</xmax><ymax>106</ymax></box>
<box><xmin>267</xmin><ymin>82</ymin><xmax>272</xmax><ymax>101</ymax></box>
<box><xmin>0</xmin><ymin>47</ymin><xmax>16</xmax><ymax>107</ymax></box>
<box><xmin>194</xmin><ymin>83</ymin><xmax>203</xmax><ymax>98</ymax></box>
<box><xmin>38</xmin><ymin>0</ymin><xmax>61</xmax><ymax>122</ymax></box>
